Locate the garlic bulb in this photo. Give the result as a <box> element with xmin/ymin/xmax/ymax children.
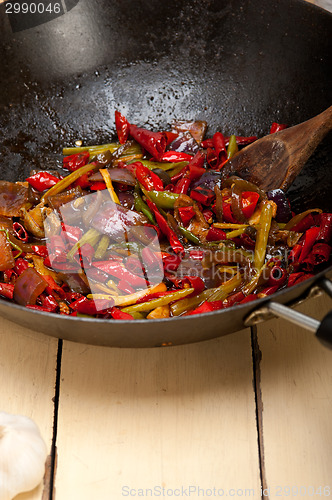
<box><xmin>0</xmin><ymin>412</ymin><xmax>47</xmax><ymax>500</ymax></box>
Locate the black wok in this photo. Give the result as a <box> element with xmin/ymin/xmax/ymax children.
<box><xmin>0</xmin><ymin>0</ymin><xmax>331</xmax><ymax>347</ymax></box>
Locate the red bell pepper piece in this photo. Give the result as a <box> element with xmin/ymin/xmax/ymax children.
<box><xmin>206</xmin><ymin>227</ymin><xmax>227</xmax><ymax>242</ymax></box>
<box><xmin>129</xmin><ymin>124</ymin><xmax>167</xmax><ymax>161</ymax></box>
<box><xmin>63</xmin><ymin>151</ymin><xmax>89</xmax><ymax>172</ymax></box>
<box><xmin>109</xmin><ymin>307</ymin><xmax>134</xmax><ymax>320</ymax></box>
<box><xmin>185</xmin><ymin>300</ymin><xmax>223</xmax><ymax>315</ymax></box>
<box><xmin>40</xmin><ymin>294</ymin><xmax>59</xmax><ymax>312</ymax></box>
<box><xmin>115</xmin><ymin>110</ymin><xmax>130</xmax><ymax>144</ymax></box>
<box><xmin>146</xmin><ymin>199</ymin><xmax>184</xmax><ymax>254</ymax></box>
<box><xmin>298</xmin><ymin>226</ymin><xmax>320</xmax><ymax>262</ymax></box>
<box><xmin>270</xmin><ymin>123</ymin><xmax>287</xmax><ymax>134</ymax></box>
<box><xmin>190</xmin><ymin>186</ymin><xmax>215</xmax><ymax>206</ymax></box>
<box><xmin>135</xmin><ymin>162</ymin><xmax>164</xmax><ymax>191</ymax></box>
<box><xmin>164</xmin><ymin>131</ymin><xmax>178</xmax><ymax>145</ymax></box>
<box><xmin>178</xmin><ymin>206</ymin><xmax>196</xmax><ymax>226</ymax></box>
<box><xmin>241</xmin><ymin>191</ymin><xmax>260</xmax><ymax>219</ymax></box>
<box><xmin>158</xmin><ymin>151</ymin><xmax>193</xmax><ymax>162</ymax></box>
<box><xmin>90</xmin><ymin>181</ymin><xmax>107</xmax><ymax>191</ymax></box>
<box><xmin>317</xmin><ymin>213</ymin><xmax>332</xmax><ymax>243</ymax></box>
<box><xmin>0</xmin><ymin>282</ymin><xmax>15</xmax><ymax>299</ymax></box>
<box><xmin>26</xmin><ymin>172</ymin><xmax>60</xmax><ymax>192</ymax></box>
<box><xmin>14</xmin><ymin>258</ymin><xmax>29</xmax><ymax>275</ymax></box>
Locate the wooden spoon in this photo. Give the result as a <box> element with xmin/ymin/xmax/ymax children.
<box><xmin>223</xmin><ymin>106</ymin><xmax>332</xmax><ymax>191</ymax></box>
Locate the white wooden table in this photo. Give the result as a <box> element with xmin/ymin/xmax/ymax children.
<box><xmin>1</xmin><ymin>292</ymin><xmax>331</xmax><ymax>500</ymax></box>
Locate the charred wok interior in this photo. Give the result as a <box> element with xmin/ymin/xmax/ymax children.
<box><xmin>0</xmin><ymin>0</ymin><xmax>331</xmax><ymax>346</ymax></box>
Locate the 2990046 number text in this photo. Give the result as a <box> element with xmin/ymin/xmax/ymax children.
<box><xmin>5</xmin><ymin>2</ymin><xmax>61</xmax><ymax>14</ymax></box>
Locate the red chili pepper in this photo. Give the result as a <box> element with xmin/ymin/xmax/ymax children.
<box><xmin>92</xmin><ymin>260</ymin><xmax>147</xmax><ymax>286</ymax></box>
<box><xmin>3</xmin><ymin>269</ymin><xmax>15</xmax><ymax>282</ymax></box>
<box><xmin>258</xmin><ymin>285</ymin><xmax>280</xmax><ymax>297</ymax></box>
<box><xmin>135</xmin><ymin>162</ymin><xmax>164</xmax><ymax>191</ymax></box>
<box><xmin>202</xmin><ymin>209</ymin><xmax>214</xmax><ymax>223</ymax></box>
<box><xmin>178</xmin><ymin>206</ymin><xmax>196</xmax><ymax>226</ymax></box>
<box><xmin>0</xmin><ymin>282</ymin><xmax>15</xmax><ymax>299</ymax></box>
<box><xmin>129</xmin><ymin>124</ymin><xmax>167</xmax><ymax>161</ymax></box>
<box><xmin>14</xmin><ymin>258</ymin><xmax>29</xmax><ymax>275</ymax></box>
<box><xmin>239</xmin><ymin>294</ymin><xmax>257</xmax><ymax>305</ymax></box>
<box><xmin>222</xmin><ymin>201</ymin><xmax>237</xmax><ymax>223</ymax></box>
<box><xmin>90</xmin><ymin>181</ymin><xmax>107</xmax><ymax>191</ymax></box>
<box><xmin>298</xmin><ymin>226</ymin><xmax>320</xmax><ymax>262</ymax></box>
<box><xmin>63</xmin><ymin>151</ymin><xmax>90</xmax><ymax>172</ymax></box>
<box><xmin>12</xmin><ymin>222</ymin><xmax>28</xmax><ymax>242</ymax></box>
<box><xmin>223</xmin><ymin>291</ymin><xmax>246</xmax><ymax>308</ymax></box>
<box><xmin>268</xmin><ymin>265</ymin><xmax>287</xmax><ymax>287</ymax></box>
<box><xmin>317</xmin><ymin>213</ymin><xmax>332</xmax><ymax>243</ymax></box>
<box><xmin>161</xmin><ymin>252</ymin><xmax>182</xmax><ymax>272</ymax></box>
<box><xmin>73</xmin><ymin>172</ymin><xmax>92</xmax><ymax>189</ymax></box>
<box><xmin>109</xmin><ymin>307</ymin><xmax>134</xmax><ymax>320</ymax></box>
<box><xmin>288</xmin><ymin>243</ymin><xmax>302</xmax><ymax>263</ymax></box>
<box><xmin>212</xmin><ymin>132</ymin><xmax>227</xmax><ymax>164</ymax></box>
<box><xmin>302</xmin><ymin>242</ymin><xmax>332</xmax><ymax>271</ymax></box>
<box><xmin>189</xmin><ymin>250</ymin><xmax>204</xmax><ymax>260</ymax></box>
<box><xmin>40</xmin><ymin>294</ymin><xmax>59</xmax><ymax>312</ymax></box>
<box><xmin>171</xmin><ymin>165</ymin><xmax>188</xmax><ymax>183</ymax></box>
<box><xmin>31</xmin><ymin>245</ymin><xmax>48</xmax><ymax>258</ymax></box>
<box><xmin>70</xmin><ymin>296</ymin><xmax>113</xmax><ymax>315</ymax></box>
<box><xmin>201</xmin><ymin>136</ymin><xmax>258</xmax><ymax>148</ymax></box>
<box><xmin>241</xmin><ymin>191</ymin><xmax>260</xmax><ymax>219</ymax></box>
<box><xmin>288</xmin><ymin>272</ymin><xmax>314</xmax><ymax>287</ymax></box>
<box><xmin>146</xmin><ymin>199</ymin><xmax>184</xmax><ymax>254</ymax></box>
<box><xmin>188</xmin><ymin>150</ymin><xmax>206</xmax><ymax>181</ymax></box>
<box><xmin>158</xmin><ymin>151</ymin><xmax>193</xmax><ymax>162</ymax></box>
<box><xmin>26</xmin><ymin>172</ymin><xmax>60</xmax><ymax>192</ymax></box>
<box><xmin>270</xmin><ymin>123</ymin><xmax>287</xmax><ymax>134</ymax></box>
<box><xmin>115</xmin><ymin>110</ymin><xmax>130</xmax><ymax>144</ymax></box>
<box><xmin>174</xmin><ymin>177</ymin><xmax>191</xmax><ymax>194</ymax></box>
<box><xmin>47</xmin><ymin>235</ymin><xmax>67</xmax><ymax>263</ymax></box>
<box><xmin>186</xmin><ymin>276</ymin><xmax>205</xmax><ymax>295</ymax></box>
<box><xmin>206</xmin><ymin>227</ymin><xmax>227</xmax><ymax>242</ymax></box>
<box><xmin>190</xmin><ymin>186</ymin><xmax>215</xmax><ymax>206</ymax></box>
<box><xmin>206</xmin><ymin>147</ymin><xmax>219</xmax><ymax>169</ymax></box>
<box><xmin>185</xmin><ymin>300</ymin><xmax>223</xmax><ymax>315</ymax></box>
<box><xmin>117</xmin><ymin>280</ymin><xmax>136</xmax><ymax>294</ymax></box>
<box><xmin>291</xmin><ymin>213</ymin><xmax>317</xmax><ymax>233</ymax></box>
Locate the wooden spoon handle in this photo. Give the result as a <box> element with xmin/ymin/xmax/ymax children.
<box><xmin>278</xmin><ymin>105</ymin><xmax>332</xmax><ymax>190</ymax></box>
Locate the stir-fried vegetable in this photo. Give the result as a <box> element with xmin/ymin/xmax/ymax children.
<box><xmin>0</xmin><ymin>111</ymin><xmax>330</xmax><ymax>320</ymax></box>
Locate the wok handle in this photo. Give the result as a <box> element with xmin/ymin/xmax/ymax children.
<box><xmin>265</xmin><ymin>278</ymin><xmax>332</xmax><ymax>349</ymax></box>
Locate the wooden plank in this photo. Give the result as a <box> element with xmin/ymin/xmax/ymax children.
<box><xmin>0</xmin><ymin>317</ymin><xmax>58</xmax><ymax>500</ymax></box>
<box><xmin>55</xmin><ymin>329</ymin><xmax>261</xmax><ymax>499</ymax></box>
<box><xmin>257</xmin><ymin>293</ymin><xmax>332</xmax><ymax>499</ymax></box>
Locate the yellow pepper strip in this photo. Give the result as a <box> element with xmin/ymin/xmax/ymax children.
<box><xmin>226</xmin><ymin>228</ymin><xmax>246</xmax><ymax>239</ymax></box>
<box><xmin>254</xmin><ymin>200</ymin><xmax>274</xmax><ymax>270</ymax></box>
<box><xmin>41</xmin><ymin>162</ymin><xmax>100</xmax><ymax>202</ymax></box>
<box><xmin>241</xmin><ymin>261</ymin><xmax>272</xmax><ymax>296</ymax></box>
<box><xmin>213</xmin><ymin>223</ymin><xmax>249</xmax><ymax>229</ymax></box>
<box><xmin>205</xmin><ymin>273</ymin><xmax>242</xmax><ymax>302</ymax></box>
<box><xmin>99</xmin><ymin>169</ymin><xmax>120</xmax><ymax>204</ymax></box>
<box><xmin>147</xmin><ymin>305</ymin><xmax>170</xmax><ymax>319</ymax></box>
<box><xmin>121</xmin><ymin>287</ymin><xmax>194</xmax><ymax>314</ymax></box>
<box><xmin>170</xmin><ymin>289</ymin><xmax>216</xmax><ymax>317</ymax></box>
<box><xmin>88</xmin><ymin>282</ymin><xmax>167</xmax><ymax>307</ymax></box>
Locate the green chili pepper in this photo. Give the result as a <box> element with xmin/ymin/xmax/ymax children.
<box><xmin>128</xmin><ymin>160</ymin><xmax>188</xmax><ymax>172</ymax></box>
<box><xmin>0</xmin><ymin>229</ymin><xmax>22</xmax><ymax>259</ymax></box>
<box><xmin>170</xmin><ymin>289</ymin><xmax>215</xmax><ymax>316</ymax></box>
<box><xmin>63</xmin><ymin>143</ymin><xmax>120</xmax><ymax>156</ymax></box>
<box><xmin>67</xmin><ymin>228</ymin><xmax>100</xmax><ymax>261</ymax></box>
<box><xmin>142</xmin><ymin>188</ymin><xmax>180</xmax><ymax>209</ymax></box>
<box><xmin>94</xmin><ymin>235</ymin><xmax>110</xmax><ymax>260</ymax></box>
<box><xmin>227</xmin><ymin>135</ymin><xmax>239</xmax><ymax>159</ymax></box>
<box><xmin>134</xmin><ymin>185</ymin><xmax>156</xmax><ymax>224</ymax></box>
<box><xmin>177</xmin><ymin>225</ymin><xmax>201</xmax><ymax>245</ymax></box>
<box><xmin>121</xmin><ymin>287</ymin><xmax>194</xmax><ymax>313</ymax></box>
<box><xmin>254</xmin><ymin>201</ymin><xmax>274</xmax><ymax>270</ymax></box>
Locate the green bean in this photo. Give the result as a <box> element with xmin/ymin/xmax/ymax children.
<box><xmin>178</xmin><ymin>225</ymin><xmax>201</xmax><ymax>245</ymax></box>
<box><xmin>134</xmin><ymin>185</ymin><xmax>156</xmax><ymax>224</ymax></box>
